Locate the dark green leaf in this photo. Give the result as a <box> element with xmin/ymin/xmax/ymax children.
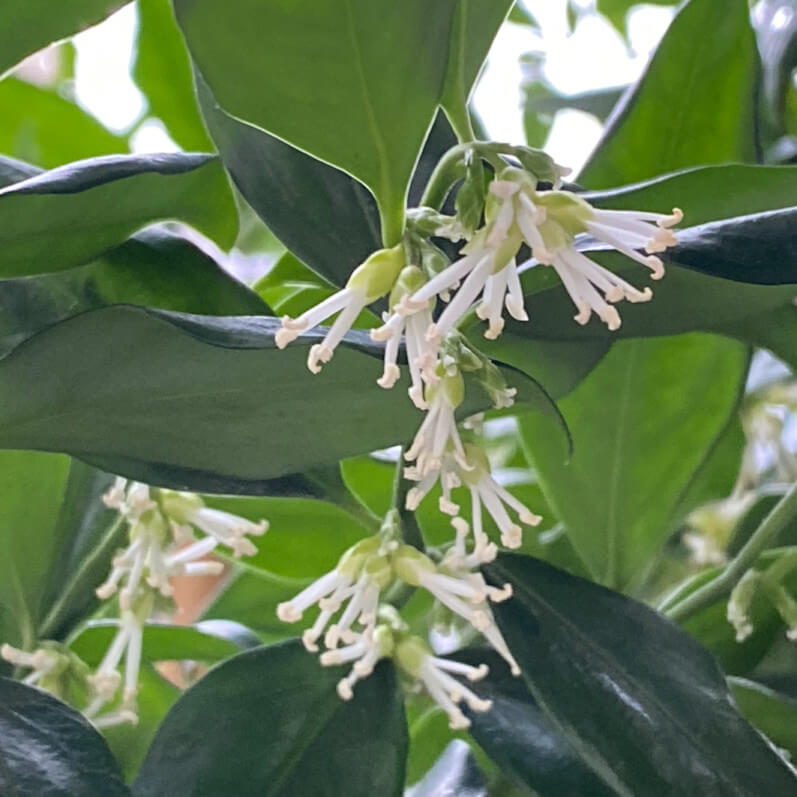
<box><xmin>0</xmin><ymin>0</ymin><xmax>127</xmax><ymax>77</ymax></box>
<box><xmin>408</xmin><ymin>740</ymin><xmax>486</xmax><ymax>797</ymax></box>
<box><xmin>0</xmin><ymin>676</ymin><xmax>129</xmax><ymax>795</ymax></box>
<box><xmin>0</xmin><ymin>227</ymin><xmax>267</xmax><ymax>358</ymax></box>
<box><xmin>0</xmin><ymin>451</ymin><xmax>70</xmax><ymax>649</ymax></box>
<box><xmin>518</xmin><ymin>334</ymin><xmax>748</xmax><ymax>589</ymax></box>
<box><xmin>133</xmin><ymin>0</ymin><xmax>212</xmax><ymax>150</ymax></box>
<box><xmin>133</xmin><ymin>640</ymin><xmax>407</xmax><ymax>797</ymax></box>
<box><xmin>485</xmin><ymin>553</ymin><xmax>797</xmax><ymax>796</ymax></box>
<box><xmin>0</xmin><ymin>153</ymin><xmax>238</xmax><ymax>277</ymax></box>
<box><xmin>0</xmin><ymin>77</ymin><xmax>127</xmax><ymax>168</ymax></box>
<box><xmin>463</xmin><ymin>650</ymin><xmax>617</xmax><ymax>797</ymax></box>
<box><xmin>174</xmin><ymin>0</ymin><xmax>457</xmax><ymax>227</ymax></box>
<box><xmin>580</xmin><ymin>0</ymin><xmax>759</xmax><ymax>188</ymax></box>
<box><xmin>197</xmin><ymin>74</ymin><xmax>381</xmax><ymax>287</ymax></box>
<box><xmin>0</xmin><ymin>306</ymin><xmax>554</xmax><ymax>493</ymax></box>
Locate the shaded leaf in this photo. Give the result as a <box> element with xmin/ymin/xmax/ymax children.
<box><xmin>0</xmin><ymin>306</ymin><xmax>554</xmax><ymax>493</ymax></box>
<box><xmin>0</xmin><ymin>77</ymin><xmax>126</xmax><ymax>168</ymax></box>
<box><xmin>0</xmin><ymin>676</ymin><xmax>128</xmax><ymax>795</ymax></box>
<box><xmin>407</xmin><ymin>740</ymin><xmax>486</xmax><ymax>797</ymax></box>
<box><xmin>196</xmin><ymin>73</ymin><xmax>381</xmax><ymax>287</ymax></box>
<box><xmin>0</xmin><ymin>153</ymin><xmax>238</xmax><ymax>277</ymax></box>
<box><xmin>485</xmin><ymin>553</ymin><xmax>797</xmax><ymax>796</ymax></box>
<box><xmin>133</xmin><ymin>641</ymin><xmax>407</xmax><ymax>797</ymax></box>
<box><xmin>0</xmin><ymin>0</ymin><xmax>127</xmax><ymax>77</ymax></box>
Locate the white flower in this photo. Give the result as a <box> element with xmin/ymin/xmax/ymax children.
<box><xmin>275</xmin><ymin>245</ymin><xmax>405</xmax><ymax>373</ymax></box>
<box><xmin>1</xmin><ymin>643</ymin><xmax>66</xmax><ymax>688</ymax></box>
<box><xmin>161</xmin><ymin>491</ymin><xmax>268</xmax><ymax>558</ymax></box>
<box><xmin>84</xmin><ymin>593</ymin><xmax>153</xmax><ymax>728</ymax></box>
<box><xmin>276</xmin><ymin>534</ymin><xmax>395</xmax><ymax>651</ymax></box>
<box><xmin>404</xmin><ymin>368</ymin><xmax>469</xmax><ymax>479</ymax></box>
<box><xmin>533</xmin><ymin>191</ymin><xmax>682</xmax><ymax>330</ymax></box>
<box><xmin>726</xmin><ymin>568</ymin><xmax>761</xmax><ymax>642</ymax></box>
<box><xmin>393</xmin><ymin>545</ymin><xmax>519</xmax><ymax>675</ymax></box>
<box><xmin>322</xmin><ymin>623</ymin><xmax>396</xmax><ymax>701</ymax></box>
<box><xmin>370</xmin><ymin>265</ymin><xmax>436</xmax><ymax>409</ymax></box>
<box><xmin>395</xmin><ymin>635</ymin><xmax>491</xmax><ymax>729</ymax></box>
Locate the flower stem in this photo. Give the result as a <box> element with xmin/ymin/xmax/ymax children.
<box><xmin>666</xmin><ymin>481</ymin><xmax>797</xmax><ymax>623</ymax></box>
<box><xmin>392</xmin><ymin>446</ymin><xmax>425</xmax><ymax>551</ymax></box>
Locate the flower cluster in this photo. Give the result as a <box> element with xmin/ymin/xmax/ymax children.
<box><xmin>276</xmin><ymin>513</ymin><xmax>517</xmax><ymax>727</ymax></box>
<box><xmin>2</xmin><ymin>478</ymin><xmax>268</xmax><ymax>729</ymax></box>
<box><xmin>272</xmin><ymin>153</ymin><xmax>682</xmax><ymax>722</ymax></box>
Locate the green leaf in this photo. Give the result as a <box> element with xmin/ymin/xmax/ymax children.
<box><xmin>0</xmin><ymin>676</ymin><xmax>129</xmax><ymax>795</ymax></box>
<box><xmin>133</xmin><ymin>641</ymin><xmax>407</xmax><ymax>796</ymax></box>
<box><xmin>518</xmin><ymin>333</ymin><xmax>747</xmax><ymax>589</ymax></box>
<box><xmin>462</xmin><ymin>650</ymin><xmax>616</xmax><ymax>797</ymax></box>
<box><xmin>409</xmin><ymin>740</ymin><xmax>486</xmax><ymax>797</ymax></box>
<box><xmin>254</xmin><ymin>252</ymin><xmax>378</xmax><ymax>325</ymax></box>
<box><xmin>439</xmin><ymin>0</ymin><xmax>513</xmax><ymax>136</ymax></box>
<box><xmin>729</xmin><ymin>677</ymin><xmax>797</xmax><ymax>759</ymax></box>
<box><xmin>69</xmin><ymin>621</ymin><xmax>244</xmax><ymax>666</ymax></box>
<box><xmin>132</xmin><ymin>0</ymin><xmax>212</xmax><ymax>150</ymax></box>
<box><xmin>196</xmin><ymin>74</ymin><xmax>382</xmax><ymax>287</ymax></box>
<box><xmin>0</xmin><ymin>450</ymin><xmax>71</xmax><ymax>649</ymax></box>
<box><xmin>174</xmin><ymin>0</ymin><xmax>458</xmax><ymax>234</ymax></box>
<box><xmin>0</xmin><ymin>0</ymin><xmax>128</xmax><ymax>77</ymax></box>
<box><xmin>202</xmin><ymin>495</ymin><xmax>372</xmax><ymax>579</ymax></box>
<box><xmin>0</xmin><ymin>306</ymin><xmax>554</xmax><ymax>493</ymax></box>
<box><xmin>579</xmin><ymin>0</ymin><xmax>759</xmax><ymax>188</ymax></box>
<box><xmin>0</xmin><ymin>153</ymin><xmax>238</xmax><ymax>277</ymax></box>
<box><xmin>0</xmin><ymin>77</ymin><xmax>127</xmax><ymax>168</ymax></box>
<box><xmin>0</xmin><ymin>228</ymin><xmax>267</xmax><ymax>358</ymax></box>
<box><xmin>104</xmin><ymin>665</ymin><xmax>179</xmax><ymax>784</ymax></box>
<box><xmin>485</xmin><ymin>553</ymin><xmax>797</xmax><ymax>796</ymax></box>
<box><xmin>36</xmin><ymin>461</ymin><xmax>124</xmax><ymax>641</ymax></box>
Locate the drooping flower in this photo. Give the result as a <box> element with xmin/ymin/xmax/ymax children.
<box><xmin>394</xmin><ymin>635</ymin><xmax>492</xmax><ymax>729</ymax></box>
<box><xmin>370</xmin><ymin>265</ymin><xmax>436</xmax><ymax>409</ymax></box>
<box><xmin>404</xmin><ymin>367</ymin><xmax>469</xmax><ymax>479</ymax></box>
<box><xmin>275</xmin><ymin>245</ymin><xmax>405</xmax><ymax>373</ymax></box>
<box><xmin>276</xmin><ymin>533</ymin><xmax>396</xmax><ymax>652</ymax></box>
<box><xmin>1</xmin><ymin>643</ymin><xmax>69</xmax><ymax>688</ymax></box>
<box><xmin>323</xmin><ymin>622</ymin><xmax>397</xmax><ymax>701</ymax></box>
<box><xmin>393</xmin><ymin>545</ymin><xmax>519</xmax><ymax>675</ymax></box>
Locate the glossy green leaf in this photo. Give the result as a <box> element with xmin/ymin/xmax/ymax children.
<box><xmin>0</xmin><ymin>77</ymin><xmax>126</xmax><ymax>168</ymax></box>
<box><xmin>579</xmin><ymin>0</ymin><xmax>759</xmax><ymax>188</ymax></box>
<box><xmin>36</xmin><ymin>461</ymin><xmax>123</xmax><ymax>641</ymax></box>
<box><xmin>0</xmin><ymin>0</ymin><xmax>127</xmax><ymax>77</ymax></box>
<box><xmin>69</xmin><ymin>621</ymin><xmax>243</xmax><ymax>666</ymax></box>
<box><xmin>0</xmin><ymin>450</ymin><xmax>71</xmax><ymax>649</ymax></box>
<box><xmin>519</xmin><ymin>334</ymin><xmax>747</xmax><ymax>588</ymax></box>
<box><xmin>408</xmin><ymin>740</ymin><xmax>486</xmax><ymax>797</ymax></box>
<box><xmin>723</xmin><ymin>303</ymin><xmax>797</xmax><ymax>371</ymax></box>
<box><xmin>0</xmin><ymin>676</ymin><xmax>129</xmax><ymax>795</ymax></box>
<box><xmin>439</xmin><ymin>0</ymin><xmax>513</xmax><ymax>134</ymax></box>
<box><xmin>462</xmin><ymin>650</ymin><xmax>616</xmax><ymax>797</ymax></box>
<box><xmin>0</xmin><ymin>228</ymin><xmax>267</xmax><ymax>358</ymax></box>
<box><xmin>0</xmin><ymin>153</ymin><xmax>238</xmax><ymax>277</ymax></box>
<box><xmin>485</xmin><ymin>553</ymin><xmax>797</xmax><ymax>796</ymax></box>
<box><xmin>0</xmin><ymin>306</ymin><xmax>554</xmax><ymax>493</ymax></box>
<box><xmin>133</xmin><ymin>0</ymin><xmax>212</xmax><ymax>150</ymax></box>
<box><xmin>196</xmin><ymin>74</ymin><xmax>382</xmax><ymax>287</ymax></box>
<box><xmin>729</xmin><ymin>677</ymin><xmax>797</xmax><ymax>759</ymax></box>
<box><xmin>175</xmin><ymin>0</ymin><xmax>457</xmax><ymax>230</ymax></box>
<box><xmin>133</xmin><ymin>641</ymin><xmax>407</xmax><ymax>796</ymax></box>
